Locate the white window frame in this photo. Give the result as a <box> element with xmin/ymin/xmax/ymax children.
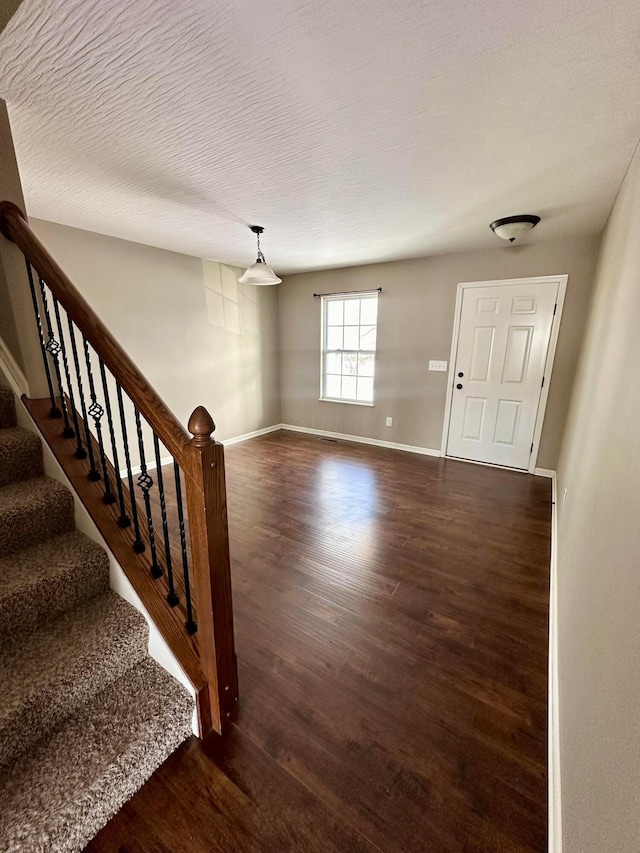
<box><xmin>320</xmin><ymin>292</ymin><xmax>378</xmax><ymax>406</ymax></box>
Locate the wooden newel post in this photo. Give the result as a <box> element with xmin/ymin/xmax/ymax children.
<box><xmin>183</xmin><ymin>405</ymin><xmax>238</xmax><ymax>736</ymax></box>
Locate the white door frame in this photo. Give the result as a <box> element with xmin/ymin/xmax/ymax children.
<box><xmin>440</xmin><ymin>275</ymin><xmax>568</xmax><ymax>474</ymax></box>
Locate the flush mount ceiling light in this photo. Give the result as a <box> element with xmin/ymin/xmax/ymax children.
<box><xmin>238</xmin><ymin>225</ymin><xmax>281</xmax><ymax>285</ymax></box>
<box><xmin>489</xmin><ymin>214</ymin><xmax>541</xmax><ymax>244</ymax></box>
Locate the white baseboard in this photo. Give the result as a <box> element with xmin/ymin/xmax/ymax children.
<box><xmin>0</xmin><ymin>334</ymin><xmax>30</xmax><ymax>397</ymax></box>
<box><xmin>548</xmin><ymin>471</ymin><xmax>562</xmax><ymax>853</ymax></box>
<box><xmin>221</xmin><ymin>423</ymin><xmax>282</xmax><ymax>447</ymax></box>
<box><xmin>118</xmin><ymin>424</ymin><xmax>282</xmax><ymax>477</ymax></box>
<box><xmin>281</xmin><ymin>423</ymin><xmax>441</xmax><ymax>457</ymax></box>
<box><xmin>120</xmin><ymin>456</ymin><xmax>173</xmax><ymax>479</ymax></box>
<box><xmin>534</xmin><ymin>467</ymin><xmax>556</xmax><ymax>478</ymax></box>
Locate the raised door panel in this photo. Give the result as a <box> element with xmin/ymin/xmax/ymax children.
<box><xmin>469</xmin><ymin>327</ymin><xmax>495</xmax><ymax>382</ymax></box>
<box><xmin>502</xmin><ymin>326</ymin><xmax>533</xmax><ymax>384</ymax></box>
<box><xmin>493</xmin><ymin>399</ymin><xmax>521</xmax><ymax>446</ymax></box>
<box><xmin>461</xmin><ymin>397</ymin><xmax>486</xmax><ymax>441</ymax></box>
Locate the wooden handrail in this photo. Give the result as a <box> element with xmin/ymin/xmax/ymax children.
<box><xmin>0</xmin><ymin>201</ymin><xmax>190</xmax><ymax>462</ymax></box>
<box><xmin>1</xmin><ymin>200</ymin><xmax>238</xmax><ymax>737</ymax></box>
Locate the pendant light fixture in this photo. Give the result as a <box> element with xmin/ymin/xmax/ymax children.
<box><xmin>238</xmin><ymin>225</ymin><xmax>281</xmax><ymax>285</ymax></box>
<box><xmin>489</xmin><ymin>214</ymin><xmax>540</xmax><ymax>243</ymax></box>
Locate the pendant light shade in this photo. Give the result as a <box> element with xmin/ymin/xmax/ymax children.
<box><xmin>238</xmin><ymin>259</ymin><xmax>282</xmax><ymax>285</ymax></box>
<box><xmin>238</xmin><ymin>225</ymin><xmax>281</xmax><ymax>285</ymax></box>
<box><xmin>489</xmin><ymin>215</ymin><xmax>540</xmax><ymax>243</ymax></box>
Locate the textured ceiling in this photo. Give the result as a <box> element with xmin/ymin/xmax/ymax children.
<box><xmin>1</xmin><ymin>0</ymin><xmax>640</xmax><ymax>273</ymax></box>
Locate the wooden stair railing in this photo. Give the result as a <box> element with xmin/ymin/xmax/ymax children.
<box><xmin>0</xmin><ymin>200</ymin><xmax>238</xmax><ymax>737</ymax></box>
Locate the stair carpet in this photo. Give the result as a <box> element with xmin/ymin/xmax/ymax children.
<box><xmin>0</xmin><ymin>387</ymin><xmax>194</xmax><ymax>852</ymax></box>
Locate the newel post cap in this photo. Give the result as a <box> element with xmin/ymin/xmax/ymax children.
<box><xmin>188</xmin><ymin>406</ymin><xmax>216</xmax><ymax>446</ymax></box>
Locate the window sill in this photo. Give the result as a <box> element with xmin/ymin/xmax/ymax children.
<box><xmin>319</xmin><ymin>398</ymin><xmax>375</xmax><ymax>407</ymax></box>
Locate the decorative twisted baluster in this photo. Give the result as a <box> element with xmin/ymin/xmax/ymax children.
<box><xmin>37</xmin><ymin>279</ymin><xmax>72</xmax><ymax>436</ymax></box>
<box><xmin>153</xmin><ymin>434</ymin><xmax>179</xmax><ymax>607</ymax></box>
<box><xmin>116</xmin><ymin>385</ymin><xmax>145</xmax><ymax>552</ymax></box>
<box><xmin>50</xmin><ymin>294</ymin><xmax>89</xmax><ymax>457</ymax></box>
<box><xmin>98</xmin><ymin>360</ymin><xmax>130</xmax><ymax>528</ymax></box>
<box><xmin>134</xmin><ymin>408</ymin><xmax>162</xmax><ymax>579</ymax></box>
<box><xmin>38</xmin><ymin>278</ymin><xmax>71</xmax><ymax>438</ymax></box>
<box><xmin>174</xmin><ymin>461</ymin><xmax>197</xmax><ymax>634</ymax></box>
<box><xmin>66</xmin><ymin>318</ymin><xmax>99</xmax><ymax>474</ymax></box>
<box><xmin>82</xmin><ymin>336</ymin><xmax>115</xmax><ymax>504</ymax></box>
<box><xmin>24</xmin><ymin>260</ymin><xmax>60</xmax><ymax>419</ymax></box>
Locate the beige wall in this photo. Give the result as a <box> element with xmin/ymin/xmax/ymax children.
<box><xmin>0</xmin><ymin>99</ymin><xmax>49</xmax><ymax>396</ymax></box>
<box><xmin>30</xmin><ymin>219</ymin><xmax>281</xmax><ymax>441</ymax></box>
<box><xmin>555</xmin><ymin>147</ymin><xmax>640</xmax><ymax>851</ymax></box>
<box><xmin>279</xmin><ymin>235</ymin><xmax>599</xmax><ymax>469</ymax></box>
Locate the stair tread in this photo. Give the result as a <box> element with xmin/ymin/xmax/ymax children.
<box><xmin>0</xmin><ymin>394</ymin><xmax>196</xmax><ymax>852</ymax></box>
<box><xmin>0</xmin><ymin>530</ymin><xmax>110</xmax><ymax>641</ymax></box>
<box><xmin>0</xmin><ymin>529</ymin><xmax>108</xmax><ymax>596</ymax></box>
<box><xmin>0</xmin><ymin>656</ymin><xmax>193</xmax><ymax>853</ymax></box>
<box><xmin>0</xmin><ymin>474</ymin><xmax>70</xmax><ymax>509</ymax></box>
<box><xmin>0</xmin><ymin>426</ymin><xmax>42</xmax><ymax>448</ymax></box>
<box><xmin>0</xmin><ymin>591</ymin><xmax>149</xmax><ymax>767</ymax></box>
<box><xmin>0</xmin><ymin>475</ymin><xmax>75</xmax><ymax>554</ymax></box>
<box><xmin>0</xmin><ymin>427</ymin><xmax>43</xmax><ymax>486</ymax></box>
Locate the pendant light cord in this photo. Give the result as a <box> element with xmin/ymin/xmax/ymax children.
<box><xmin>256</xmin><ymin>230</ymin><xmax>266</xmax><ymax>263</ymax></box>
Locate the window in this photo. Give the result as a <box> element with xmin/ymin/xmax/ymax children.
<box><xmin>321</xmin><ymin>293</ymin><xmax>378</xmax><ymax>404</ymax></box>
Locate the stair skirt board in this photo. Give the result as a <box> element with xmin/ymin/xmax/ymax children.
<box><xmin>0</xmin><ymin>387</ymin><xmax>16</xmax><ymax>429</ymax></box>
<box><xmin>0</xmin><ymin>388</ymin><xmax>194</xmax><ymax>850</ymax></box>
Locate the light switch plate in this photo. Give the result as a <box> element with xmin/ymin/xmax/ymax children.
<box><xmin>429</xmin><ymin>360</ymin><xmax>448</xmax><ymax>371</ymax></box>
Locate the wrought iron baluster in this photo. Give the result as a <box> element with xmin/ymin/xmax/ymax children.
<box><xmin>134</xmin><ymin>408</ymin><xmax>162</xmax><ymax>579</ymax></box>
<box><xmin>153</xmin><ymin>434</ymin><xmax>179</xmax><ymax>607</ymax></box>
<box><xmin>98</xmin><ymin>360</ymin><xmax>130</xmax><ymax>527</ymax></box>
<box><xmin>82</xmin><ymin>336</ymin><xmax>115</xmax><ymax>504</ymax></box>
<box><xmin>50</xmin><ymin>293</ymin><xmax>87</xmax><ymax>455</ymax></box>
<box><xmin>38</xmin><ymin>286</ymin><xmax>75</xmax><ymax>440</ymax></box>
<box><xmin>66</xmin><ymin>318</ymin><xmax>100</xmax><ymax>478</ymax></box>
<box><xmin>24</xmin><ymin>261</ymin><xmax>60</xmax><ymax>419</ymax></box>
<box><xmin>174</xmin><ymin>461</ymin><xmax>197</xmax><ymax>634</ymax></box>
<box><xmin>116</xmin><ymin>385</ymin><xmax>145</xmax><ymax>552</ymax></box>
<box><xmin>37</xmin><ymin>279</ymin><xmax>72</xmax><ymax>435</ymax></box>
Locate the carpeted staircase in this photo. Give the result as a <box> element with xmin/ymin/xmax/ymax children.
<box><xmin>0</xmin><ymin>387</ymin><xmax>194</xmax><ymax>852</ymax></box>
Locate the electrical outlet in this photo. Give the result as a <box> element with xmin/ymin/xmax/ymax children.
<box><xmin>429</xmin><ymin>360</ymin><xmax>448</xmax><ymax>371</ymax></box>
<box><xmin>385</xmin><ymin>417</ymin><xmax>393</xmax><ymax>427</ymax></box>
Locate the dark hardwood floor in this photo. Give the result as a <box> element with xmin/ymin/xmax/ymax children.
<box><xmin>86</xmin><ymin>430</ymin><xmax>551</xmax><ymax>853</ymax></box>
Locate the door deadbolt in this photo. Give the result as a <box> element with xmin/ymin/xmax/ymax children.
<box><xmin>458</xmin><ymin>372</ymin><xmax>464</xmax><ymax>378</ymax></box>
<box><xmin>456</xmin><ymin>383</ymin><xmax>463</xmax><ymax>390</ymax></box>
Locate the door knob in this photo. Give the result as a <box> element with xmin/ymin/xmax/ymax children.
<box><xmin>456</xmin><ymin>383</ymin><xmax>463</xmax><ymax>390</ymax></box>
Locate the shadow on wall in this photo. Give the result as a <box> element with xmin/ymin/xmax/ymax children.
<box><xmin>203</xmin><ymin>261</ymin><xmax>272</xmax><ymax>437</ymax></box>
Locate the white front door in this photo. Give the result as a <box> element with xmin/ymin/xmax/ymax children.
<box><xmin>446</xmin><ymin>279</ymin><xmax>558</xmax><ymax>469</ymax></box>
